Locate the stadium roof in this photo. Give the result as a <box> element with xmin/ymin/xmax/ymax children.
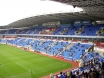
<box><xmin>52</xmin><ymin>0</ymin><xmax>104</xmax><ymax>19</ymax></box>
<box><xmin>0</xmin><ymin>0</ymin><xmax>104</xmax><ymax>29</ymax></box>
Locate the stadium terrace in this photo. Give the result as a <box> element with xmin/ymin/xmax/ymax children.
<box><xmin>0</xmin><ymin>0</ymin><xmax>104</xmax><ymax>78</ymax></box>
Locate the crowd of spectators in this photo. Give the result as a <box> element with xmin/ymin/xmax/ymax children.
<box><xmin>50</xmin><ymin>54</ymin><xmax>104</xmax><ymax>78</ymax></box>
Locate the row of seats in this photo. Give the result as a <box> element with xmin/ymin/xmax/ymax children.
<box><xmin>1</xmin><ymin>38</ymin><xmax>104</xmax><ymax>62</ymax></box>
<box><xmin>0</xmin><ymin>25</ymin><xmax>104</xmax><ymax>36</ymax></box>
<box><xmin>61</xmin><ymin>43</ymin><xmax>90</xmax><ymax>60</ymax></box>
<box><xmin>0</xmin><ymin>38</ymin><xmax>93</xmax><ymax>61</ymax></box>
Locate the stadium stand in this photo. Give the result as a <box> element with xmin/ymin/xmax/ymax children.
<box><xmin>0</xmin><ymin>0</ymin><xmax>104</xmax><ymax>77</ymax></box>
<box><xmin>0</xmin><ymin>36</ymin><xmax>104</xmax><ymax>78</ymax></box>
<box><xmin>0</xmin><ymin>24</ymin><xmax>104</xmax><ymax>78</ymax></box>
<box><xmin>0</xmin><ymin>25</ymin><xmax>104</xmax><ymax>36</ymax></box>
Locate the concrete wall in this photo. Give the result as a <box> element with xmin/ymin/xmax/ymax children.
<box><xmin>0</xmin><ymin>35</ymin><xmax>2</xmax><ymax>39</ymax></box>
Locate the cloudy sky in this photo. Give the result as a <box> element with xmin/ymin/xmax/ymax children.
<box><xmin>0</xmin><ymin>0</ymin><xmax>83</xmax><ymax>26</ymax></box>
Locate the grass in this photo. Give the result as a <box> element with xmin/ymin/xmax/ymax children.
<box><xmin>0</xmin><ymin>44</ymin><xmax>72</xmax><ymax>78</ymax></box>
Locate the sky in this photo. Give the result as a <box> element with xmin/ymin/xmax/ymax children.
<box><xmin>0</xmin><ymin>0</ymin><xmax>83</xmax><ymax>26</ymax></box>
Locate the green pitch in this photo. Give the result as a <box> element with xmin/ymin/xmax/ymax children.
<box><xmin>0</xmin><ymin>44</ymin><xmax>72</xmax><ymax>78</ymax></box>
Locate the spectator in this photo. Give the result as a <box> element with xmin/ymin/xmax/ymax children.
<box><xmin>102</xmin><ymin>62</ymin><xmax>104</xmax><ymax>68</ymax></box>
<box><xmin>50</xmin><ymin>73</ymin><xmax>54</xmax><ymax>78</ymax></box>
<box><xmin>90</xmin><ymin>70</ymin><xmax>96</xmax><ymax>78</ymax></box>
<box><xmin>66</xmin><ymin>71</ymin><xmax>70</xmax><ymax>78</ymax></box>
<box><xmin>54</xmin><ymin>74</ymin><xmax>58</xmax><ymax>78</ymax></box>
<box><xmin>71</xmin><ymin>74</ymin><xmax>76</xmax><ymax>78</ymax></box>
<box><xmin>63</xmin><ymin>72</ymin><xmax>67</xmax><ymax>78</ymax></box>
<box><xmin>101</xmin><ymin>71</ymin><xmax>104</xmax><ymax>78</ymax></box>
<box><xmin>59</xmin><ymin>71</ymin><xmax>65</xmax><ymax>78</ymax></box>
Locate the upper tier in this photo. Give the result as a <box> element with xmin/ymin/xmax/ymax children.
<box><xmin>0</xmin><ymin>24</ymin><xmax>104</xmax><ymax>36</ymax></box>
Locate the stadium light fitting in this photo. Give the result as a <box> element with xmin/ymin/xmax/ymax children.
<box><xmin>96</xmin><ymin>21</ymin><xmax>101</xmax><ymax>22</ymax></box>
<box><xmin>0</xmin><ymin>0</ymin><xmax>83</xmax><ymax>26</ymax></box>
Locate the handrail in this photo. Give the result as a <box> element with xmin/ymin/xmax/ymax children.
<box><xmin>1</xmin><ymin>34</ymin><xmax>104</xmax><ymax>39</ymax></box>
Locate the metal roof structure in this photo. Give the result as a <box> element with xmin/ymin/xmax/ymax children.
<box><xmin>1</xmin><ymin>0</ymin><xmax>104</xmax><ymax>29</ymax></box>
<box><xmin>52</xmin><ymin>0</ymin><xmax>104</xmax><ymax>19</ymax></box>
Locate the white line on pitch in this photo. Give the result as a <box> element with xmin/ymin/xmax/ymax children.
<box><xmin>15</xmin><ymin>62</ymin><xmax>36</xmax><ymax>74</ymax></box>
<box><xmin>34</xmin><ymin>63</ymin><xmax>68</xmax><ymax>74</ymax></box>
